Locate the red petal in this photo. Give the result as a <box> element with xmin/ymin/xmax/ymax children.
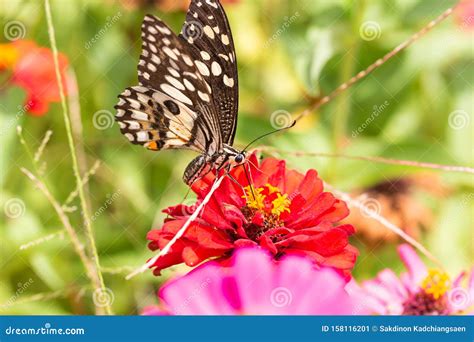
<box><xmin>258</xmin><ymin>235</ymin><xmax>278</xmax><ymax>255</ymax></box>
<box><xmin>234</xmin><ymin>239</ymin><xmax>258</xmax><ymax>248</ymax></box>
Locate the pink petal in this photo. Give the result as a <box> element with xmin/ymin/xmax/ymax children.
<box><xmin>398</xmin><ymin>244</ymin><xmax>428</xmax><ymax>287</ymax></box>
<box><xmin>272</xmin><ymin>254</ymin><xmax>316</xmax><ymax>314</ymax></box>
<box><xmin>345</xmin><ymin>280</ymin><xmax>386</xmax><ymax>315</ymax></box>
<box><xmin>159</xmin><ymin>263</ymin><xmax>235</xmax><ymax>315</ymax></box>
<box><xmin>232</xmin><ymin>248</ymin><xmax>275</xmax><ymax>314</ymax></box>
<box><xmin>376</xmin><ymin>269</ymin><xmax>409</xmax><ymax>300</ymax></box>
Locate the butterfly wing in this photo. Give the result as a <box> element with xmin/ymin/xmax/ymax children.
<box><xmin>115</xmin><ymin>14</ymin><xmax>223</xmax><ymax>155</ymax></box>
<box><xmin>180</xmin><ymin>0</ymin><xmax>239</xmax><ymax>145</ymax></box>
<box><xmin>116</xmin><ymin>86</ymin><xmax>207</xmax><ymax>152</ymax></box>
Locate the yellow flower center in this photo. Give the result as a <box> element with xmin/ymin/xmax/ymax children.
<box><xmin>271</xmin><ymin>193</ymin><xmax>291</xmax><ymax>216</ymax></box>
<box><xmin>244</xmin><ymin>186</ymin><xmax>266</xmax><ymax>211</ymax></box>
<box><xmin>243</xmin><ymin>184</ymin><xmax>291</xmax><ymax>219</ymax></box>
<box><xmin>421</xmin><ymin>269</ymin><xmax>451</xmax><ymax>300</ymax></box>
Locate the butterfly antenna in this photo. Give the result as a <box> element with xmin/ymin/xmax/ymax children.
<box><xmin>242</xmin><ymin>120</ymin><xmax>296</xmax><ymax>153</ymax></box>
<box><xmin>242</xmin><ymin>163</ymin><xmax>256</xmax><ymax>200</ymax></box>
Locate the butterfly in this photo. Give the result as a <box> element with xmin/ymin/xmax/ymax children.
<box><xmin>114</xmin><ymin>0</ymin><xmax>245</xmax><ymax>185</ymax></box>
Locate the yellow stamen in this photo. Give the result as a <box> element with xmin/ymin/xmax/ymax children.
<box><xmin>421</xmin><ymin>269</ymin><xmax>451</xmax><ymax>300</ymax></box>
<box><xmin>266</xmin><ymin>183</ymin><xmax>280</xmax><ymax>194</ymax></box>
<box><xmin>271</xmin><ymin>193</ymin><xmax>291</xmax><ymax>216</ymax></box>
<box><xmin>243</xmin><ymin>186</ymin><xmax>265</xmax><ymax>210</ymax></box>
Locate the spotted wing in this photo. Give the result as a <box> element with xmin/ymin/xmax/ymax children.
<box><xmin>115</xmin><ymin>14</ymin><xmax>222</xmax><ymax>154</ymax></box>
<box><xmin>180</xmin><ymin>0</ymin><xmax>239</xmax><ymax>145</ymax></box>
<box><xmin>115</xmin><ymin>86</ymin><xmax>209</xmax><ymax>152</ymax></box>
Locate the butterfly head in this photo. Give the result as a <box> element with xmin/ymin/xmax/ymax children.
<box><xmin>231</xmin><ymin>151</ymin><xmax>246</xmax><ymax>165</ymax></box>
<box><xmin>223</xmin><ymin>145</ymin><xmax>246</xmax><ymax>166</ymax></box>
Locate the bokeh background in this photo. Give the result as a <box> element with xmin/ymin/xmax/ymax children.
<box><xmin>0</xmin><ymin>0</ymin><xmax>472</xmax><ymax>314</ymax></box>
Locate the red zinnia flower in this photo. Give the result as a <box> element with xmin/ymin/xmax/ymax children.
<box><xmin>147</xmin><ymin>153</ymin><xmax>358</xmax><ymax>277</ymax></box>
<box><xmin>0</xmin><ymin>40</ymin><xmax>70</xmax><ymax>116</ymax></box>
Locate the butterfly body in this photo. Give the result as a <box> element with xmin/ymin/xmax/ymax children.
<box><xmin>115</xmin><ymin>0</ymin><xmax>242</xmax><ymax>185</ymax></box>
<box><xmin>184</xmin><ymin>144</ymin><xmax>244</xmax><ymax>184</ymax></box>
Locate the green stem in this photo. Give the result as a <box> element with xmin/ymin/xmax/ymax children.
<box><xmin>44</xmin><ymin>0</ymin><xmax>111</xmax><ymax>315</ymax></box>
<box><xmin>330</xmin><ymin>0</ymin><xmax>366</xmax><ymax>176</ymax></box>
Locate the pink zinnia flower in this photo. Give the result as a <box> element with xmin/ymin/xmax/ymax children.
<box><xmin>348</xmin><ymin>244</ymin><xmax>474</xmax><ymax>315</ymax></box>
<box><xmin>144</xmin><ymin>248</ymin><xmax>360</xmax><ymax>315</ymax></box>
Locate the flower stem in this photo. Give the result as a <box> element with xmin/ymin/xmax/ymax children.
<box><xmin>260</xmin><ymin>146</ymin><xmax>474</xmax><ymax>174</ymax></box>
<box><xmin>293</xmin><ymin>2</ymin><xmax>460</xmax><ymax>123</ymax></box>
<box><xmin>44</xmin><ymin>0</ymin><xmax>111</xmax><ymax>315</ymax></box>
<box><xmin>20</xmin><ymin>168</ymin><xmax>99</xmax><ymax>292</ymax></box>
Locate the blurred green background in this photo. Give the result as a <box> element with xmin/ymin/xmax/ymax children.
<box><xmin>0</xmin><ymin>0</ymin><xmax>472</xmax><ymax>314</ymax></box>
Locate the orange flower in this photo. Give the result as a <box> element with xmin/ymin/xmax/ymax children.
<box><xmin>0</xmin><ymin>40</ymin><xmax>70</xmax><ymax>116</ymax></box>
<box><xmin>0</xmin><ymin>43</ymin><xmax>19</xmax><ymax>70</ymax></box>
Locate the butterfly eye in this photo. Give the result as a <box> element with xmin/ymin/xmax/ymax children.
<box><xmin>234</xmin><ymin>154</ymin><xmax>244</xmax><ymax>164</ymax></box>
